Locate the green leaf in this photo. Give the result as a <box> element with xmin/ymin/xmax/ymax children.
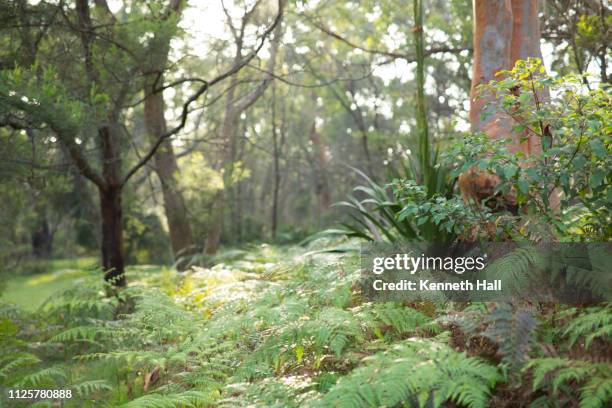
<box><xmin>573</xmin><ymin>155</ymin><xmax>587</xmax><ymax>170</ymax></box>
<box><xmin>503</xmin><ymin>164</ymin><xmax>518</xmax><ymax>180</ymax></box>
<box><xmin>589</xmin><ymin>139</ymin><xmax>608</xmax><ymax>158</ymax></box>
<box><xmin>517</xmin><ymin>178</ymin><xmax>530</xmax><ymax>195</ymax></box>
<box><xmin>589</xmin><ymin>170</ymin><xmax>604</xmax><ymax>189</ymax></box>
<box><xmin>417</xmin><ymin>217</ymin><xmax>428</xmax><ymax>226</ymax></box>
<box><xmin>294</xmin><ymin>345</ymin><xmax>304</xmax><ymax>364</ymax></box>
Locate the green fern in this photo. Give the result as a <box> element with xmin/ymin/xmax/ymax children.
<box><xmin>120</xmin><ymin>390</ymin><xmax>216</xmax><ymax>408</ymax></box>
<box><xmin>72</xmin><ymin>379</ymin><xmax>114</xmax><ymax>397</ymax></box>
<box><xmin>580</xmin><ymin>376</ymin><xmax>612</xmax><ymax>408</ymax></box>
<box><xmin>524</xmin><ymin>357</ymin><xmax>612</xmax><ymax>408</ymax></box>
<box><xmin>319</xmin><ymin>338</ymin><xmax>500</xmax><ymax>408</ymax></box>
<box><xmin>373</xmin><ymin>302</ymin><xmax>436</xmax><ymax>336</ymax></box>
<box><xmin>482</xmin><ymin>303</ymin><xmax>537</xmax><ymax>372</ymax></box>
<box><xmin>49</xmin><ymin>325</ymin><xmax>107</xmax><ymax>344</ymax></box>
<box><xmin>0</xmin><ymin>352</ymin><xmax>41</xmax><ymax>382</ymax></box>
<box><xmin>561</xmin><ymin>305</ymin><xmax>612</xmax><ymax>349</ymax></box>
<box><xmin>16</xmin><ymin>365</ymin><xmax>67</xmax><ymax>388</ymax></box>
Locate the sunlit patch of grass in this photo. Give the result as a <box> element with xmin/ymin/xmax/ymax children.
<box><xmin>2</xmin><ymin>267</ymin><xmax>93</xmax><ymax>310</ymax></box>
<box><xmin>25</xmin><ymin>269</ymin><xmax>88</xmax><ymax>286</ymax></box>
<box><xmin>1</xmin><ymin>261</ymin><xmax>171</xmax><ymax>310</ymax></box>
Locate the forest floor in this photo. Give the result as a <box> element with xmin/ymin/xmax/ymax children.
<box><xmin>1</xmin><ymin>240</ymin><xmax>609</xmax><ymax>407</ymax></box>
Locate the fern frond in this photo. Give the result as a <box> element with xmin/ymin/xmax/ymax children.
<box><xmin>580</xmin><ymin>376</ymin><xmax>612</xmax><ymax>408</ymax></box>
<box><xmin>17</xmin><ymin>366</ymin><xmax>67</xmax><ymax>388</ymax></box>
<box><xmin>482</xmin><ymin>303</ymin><xmax>537</xmax><ymax>371</ymax></box>
<box><xmin>72</xmin><ymin>379</ymin><xmax>114</xmax><ymax>397</ymax></box>
<box><xmin>121</xmin><ymin>390</ymin><xmax>215</xmax><ymax>408</ymax></box>
<box><xmin>49</xmin><ymin>325</ymin><xmax>105</xmax><ymax>344</ymax></box>
<box><xmin>524</xmin><ymin>357</ymin><xmax>612</xmax><ymax>408</ymax></box>
<box><xmin>374</xmin><ymin>302</ymin><xmax>433</xmax><ymax>335</ymax></box>
<box><xmin>0</xmin><ymin>353</ymin><xmax>41</xmax><ymax>381</ymax></box>
<box><xmin>321</xmin><ymin>338</ymin><xmax>499</xmax><ymax>408</ymax></box>
<box><xmin>562</xmin><ymin>305</ymin><xmax>612</xmax><ymax>349</ymax></box>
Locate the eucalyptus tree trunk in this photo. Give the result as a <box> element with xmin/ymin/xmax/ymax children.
<box><xmin>470</xmin><ymin>0</ymin><xmax>544</xmax><ymax>154</ymax></box>
<box><xmin>270</xmin><ymin>83</ymin><xmax>286</xmax><ymax>239</ymax></box>
<box><xmin>144</xmin><ymin>81</ymin><xmax>195</xmax><ymax>263</ymax></box>
<box><xmin>203</xmin><ymin>79</ymin><xmax>238</xmax><ymax>255</ymax></box>
<box><xmin>142</xmin><ymin>0</ymin><xmax>195</xmax><ymax>264</ymax></box>
<box><xmin>460</xmin><ymin>0</ymin><xmax>547</xmax><ymax>204</ymax></box>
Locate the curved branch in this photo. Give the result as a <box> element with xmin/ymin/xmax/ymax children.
<box><xmin>120</xmin><ymin>0</ymin><xmax>284</xmax><ymax>187</ymax></box>
<box><xmin>302</xmin><ymin>12</ymin><xmax>471</xmax><ymax>61</ymax></box>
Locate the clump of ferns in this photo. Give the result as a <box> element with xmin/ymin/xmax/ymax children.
<box><xmin>240</xmin><ymin>307</ymin><xmax>368</xmax><ymax>379</ymax></box>
<box><xmin>437</xmin><ymin>302</ymin><xmax>539</xmax><ymax>377</ymax></box>
<box><xmin>523</xmin><ymin>357</ymin><xmax>612</xmax><ymax>408</ymax></box>
<box><xmin>555</xmin><ymin>304</ymin><xmax>612</xmax><ymax>358</ymax></box>
<box><xmin>41</xmin><ymin>281</ymin><xmax>118</xmax><ymax>323</ymax></box>
<box><xmin>319</xmin><ymin>337</ymin><xmax>501</xmax><ymax>408</ymax></box>
<box><xmin>219</xmin><ymin>376</ymin><xmax>319</xmax><ymax>408</ymax></box>
<box><xmin>369</xmin><ymin>302</ymin><xmax>441</xmax><ymax>340</ymax></box>
<box><xmin>50</xmin><ymin>289</ymin><xmax>212</xmax><ymax>402</ymax></box>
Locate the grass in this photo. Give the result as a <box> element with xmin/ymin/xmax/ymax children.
<box><xmin>0</xmin><ymin>257</ymin><xmax>169</xmax><ymax>311</ymax></box>
<box><xmin>0</xmin><ymin>257</ymin><xmax>98</xmax><ymax>310</ymax></box>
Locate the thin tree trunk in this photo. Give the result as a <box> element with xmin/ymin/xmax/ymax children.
<box><xmin>308</xmin><ymin>122</ymin><xmax>331</xmax><ymax>223</ymax></box>
<box><xmin>271</xmin><ymin>84</ymin><xmax>280</xmax><ymax>238</ymax></box>
<box><xmin>204</xmin><ymin>191</ymin><xmax>224</xmax><ymax>255</ymax></box>
<box><xmin>204</xmin><ymin>96</ymin><xmax>237</xmax><ymax>255</ymax></box>
<box><xmin>413</xmin><ymin>0</ymin><xmax>430</xmax><ymax>184</ymax></box>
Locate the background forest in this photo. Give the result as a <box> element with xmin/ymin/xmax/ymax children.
<box><xmin>0</xmin><ymin>0</ymin><xmax>610</xmax><ymax>407</ymax></box>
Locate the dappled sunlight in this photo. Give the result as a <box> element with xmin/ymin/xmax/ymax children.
<box><xmin>25</xmin><ymin>269</ymin><xmax>89</xmax><ymax>287</ymax></box>
<box><xmin>0</xmin><ymin>0</ymin><xmax>609</xmax><ymax>406</ymax></box>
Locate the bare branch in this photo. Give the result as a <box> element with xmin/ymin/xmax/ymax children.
<box><xmin>233</xmin><ymin>10</ymin><xmax>283</xmax><ymax>113</ymax></box>
<box><xmin>120</xmin><ymin>0</ymin><xmax>285</xmax><ymax>187</ymax></box>
<box><xmin>302</xmin><ymin>13</ymin><xmax>471</xmax><ymax>61</ymax></box>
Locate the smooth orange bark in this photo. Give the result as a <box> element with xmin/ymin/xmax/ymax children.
<box><xmin>460</xmin><ymin>0</ymin><xmax>547</xmax><ymax>208</ymax></box>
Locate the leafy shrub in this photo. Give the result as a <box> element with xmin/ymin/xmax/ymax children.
<box><xmin>450</xmin><ymin>58</ymin><xmax>611</xmax><ymax>240</ymax></box>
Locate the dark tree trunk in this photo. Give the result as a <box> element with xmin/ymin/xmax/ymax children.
<box><xmin>99</xmin><ymin>124</ymin><xmax>125</xmax><ymax>287</ymax></box>
<box><xmin>99</xmin><ymin>186</ymin><xmax>125</xmax><ymax>287</ymax></box>
<box><xmin>31</xmin><ymin>217</ymin><xmax>52</xmax><ymax>258</ymax></box>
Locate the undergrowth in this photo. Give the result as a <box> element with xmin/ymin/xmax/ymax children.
<box><xmin>0</xmin><ymin>241</ymin><xmax>610</xmax><ymax>407</ymax></box>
